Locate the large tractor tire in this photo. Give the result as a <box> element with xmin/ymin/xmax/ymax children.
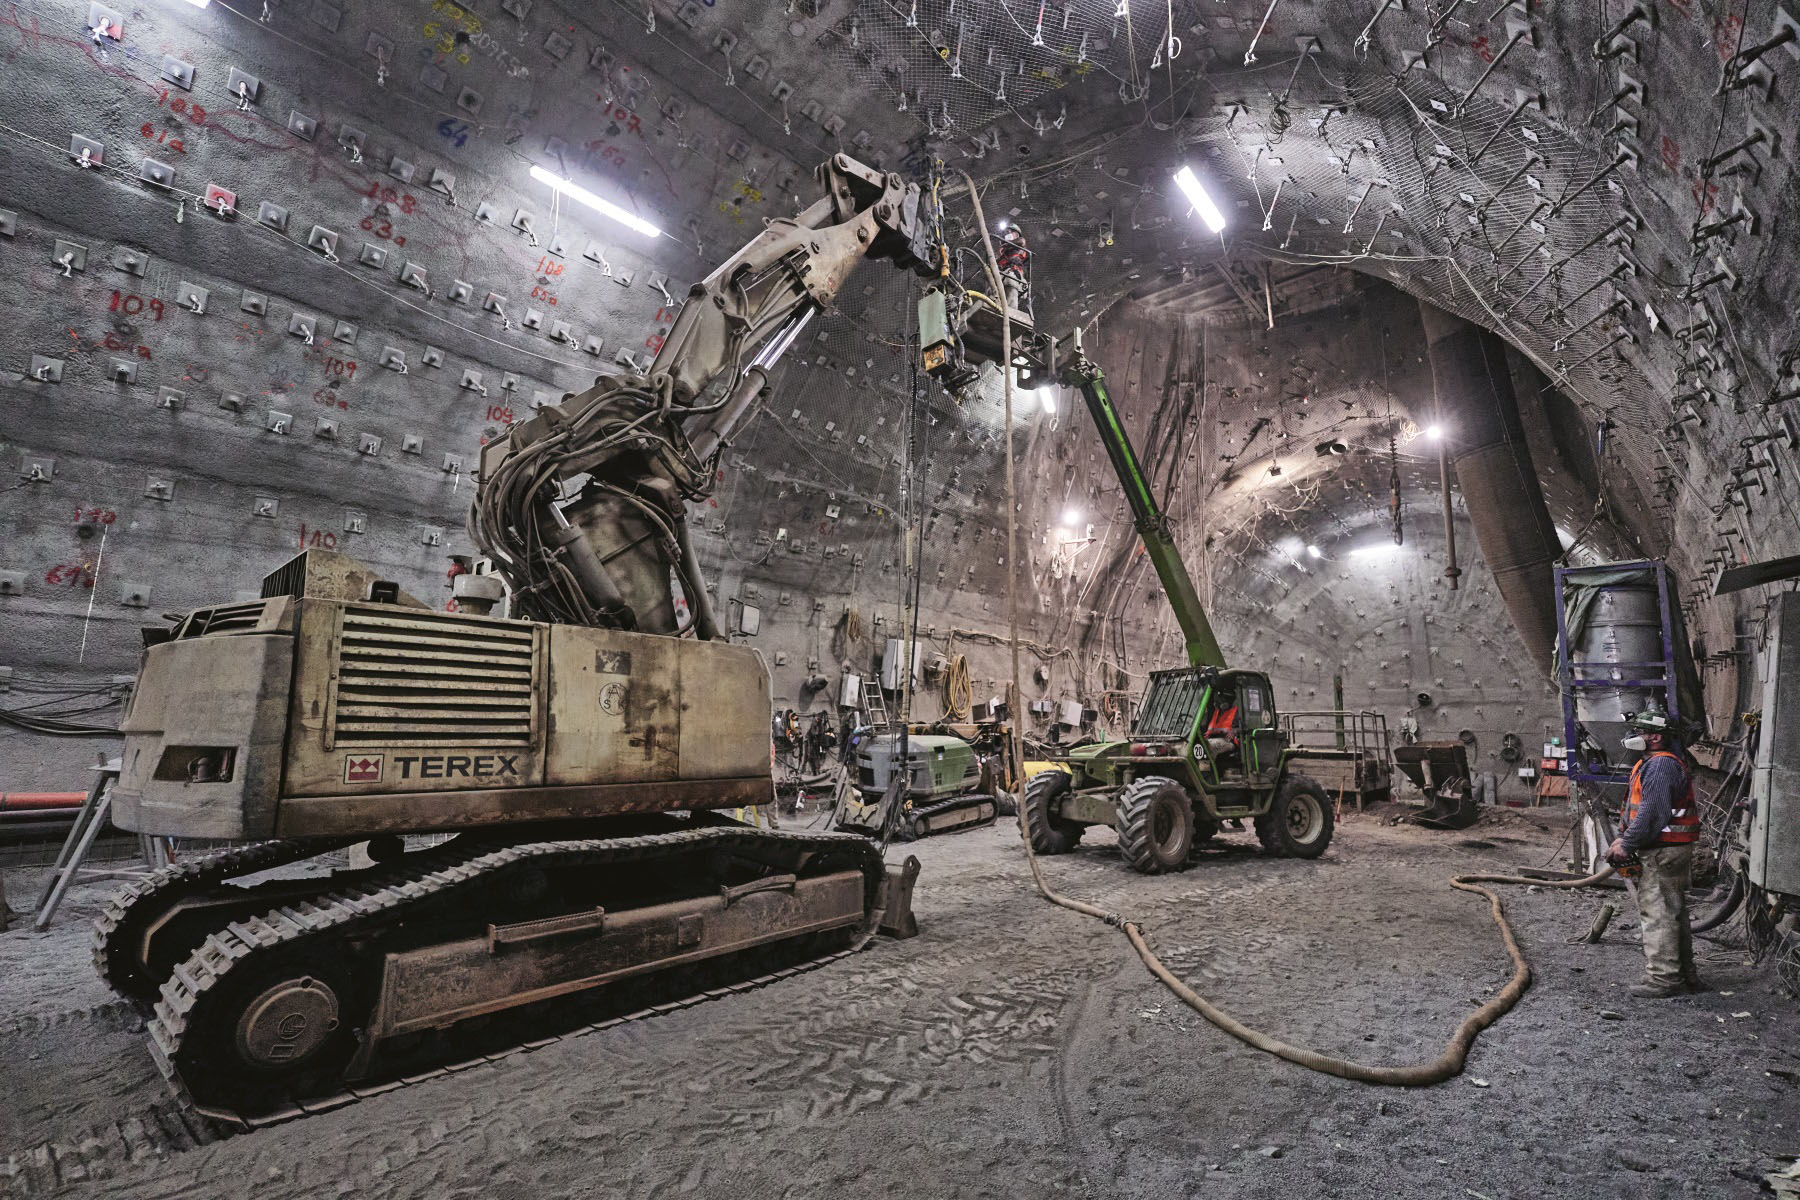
<box><xmin>1255</xmin><ymin>774</ymin><xmax>1334</xmax><ymax>859</ymax></box>
<box><xmin>1115</xmin><ymin>776</ymin><xmax>1195</xmax><ymax>874</ymax></box>
<box><xmin>1022</xmin><ymin>771</ymin><xmax>1083</xmax><ymax>855</ymax></box>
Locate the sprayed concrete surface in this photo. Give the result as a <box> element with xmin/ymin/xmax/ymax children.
<box><xmin>2</xmin><ymin>812</ymin><xmax>1795</xmax><ymax>1199</ymax></box>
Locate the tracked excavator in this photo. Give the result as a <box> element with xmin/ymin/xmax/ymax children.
<box><xmin>92</xmin><ymin>155</ymin><xmax>995</xmax><ymax>1122</ymax></box>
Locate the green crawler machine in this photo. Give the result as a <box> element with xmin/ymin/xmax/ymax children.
<box><xmin>986</xmin><ymin>335</ymin><xmax>1333</xmax><ymax>872</ymax></box>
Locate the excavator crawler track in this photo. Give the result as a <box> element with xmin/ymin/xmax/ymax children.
<box><xmin>899</xmin><ymin>794</ymin><xmax>1000</xmax><ymax>841</ymax></box>
<box><xmin>136</xmin><ymin>824</ymin><xmax>889</xmax><ymax>1126</ymax></box>
<box><xmin>92</xmin><ymin>838</ymin><xmax>358</xmax><ymax>1005</ymax></box>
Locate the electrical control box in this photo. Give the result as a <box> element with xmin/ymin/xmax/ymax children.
<box><xmin>918</xmin><ymin>287</ymin><xmax>953</xmax><ymax>376</ymax></box>
<box><xmin>1750</xmin><ymin>591</ymin><xmax>1800</xmax><ymax>897</ymax></box>
<box><xmin>881</xmin><ymin>638</ymin><xmax>920</xmax><ymax>692</ymax></box>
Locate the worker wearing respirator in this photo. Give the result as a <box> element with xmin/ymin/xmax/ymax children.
<box><xmin>1606</xmin><ymin>711</ymin><xmax>1704</xmax><ymax>998</ymax></box>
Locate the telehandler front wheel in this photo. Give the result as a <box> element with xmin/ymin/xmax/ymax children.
<box><xmin>1255</xmin><ymin>775</ymin><xmax>1334</xmax><ymax>859</ymax></box>
<box><xmin>1115</xmin><ymin>776</ymin><xmax>1194</xmax><ymax>874</ymax></box>
<box><xmin>1022</xmin><ymin>771</ymin><xmax>1083</xmax><ymax>855</ymax></box>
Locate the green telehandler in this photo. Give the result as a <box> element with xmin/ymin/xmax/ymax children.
<box><xmin>1024</xmin><ymin>339</ymin><xmax>1334</xmax><ymax>872</ymax></box>
<box><xmin>922</xmin><ymin>304</ymin><xmax>1335</xmax><ymax>874</ymax></box>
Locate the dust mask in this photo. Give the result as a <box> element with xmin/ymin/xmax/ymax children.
<box><xmin>1622</xmin><ymin>734</ymin><xmax>1648</xmax><ymax>752</ymax></box>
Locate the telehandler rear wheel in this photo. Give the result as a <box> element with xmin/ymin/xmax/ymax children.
<box><xmin>1115</xmin><ymin>776</ymin><xmax>1194</xmax><ymax>874</ymax></box>
<box><xmin>1022</xmin><ymin>771</ymin><xmax>1083</xmax><ymax>855</ymax></box>
<box><xmin>1255</xmin><ymin>774</ymin><xmax>1334</xmax><ymax>859</ymax></box>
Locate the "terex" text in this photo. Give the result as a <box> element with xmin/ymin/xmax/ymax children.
<box><xmin>392</xmin><ymin>754</ymin><xmax>520</xmax><ymax>779</ymax></box>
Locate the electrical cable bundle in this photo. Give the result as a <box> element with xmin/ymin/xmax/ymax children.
<box><xmin>0</xmin><ymin>681</ymin><xmax>123</xmax><ymax>737</ymax></box>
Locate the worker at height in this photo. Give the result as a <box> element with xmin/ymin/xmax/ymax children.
<box><xmin>1606</xmin><ymin>712</ymin><xmax>1705</xmax><ymax>998</ymax></box>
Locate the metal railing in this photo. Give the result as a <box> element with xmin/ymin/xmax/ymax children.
<box><xmin>1279</xmin><ymin>709</ymin><xmax>1395</xmax><ymax>799</ymax></box>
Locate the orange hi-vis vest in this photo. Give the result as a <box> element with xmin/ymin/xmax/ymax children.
<box><xmin>1624</xmin><ymin>750</ymin><xmax>1700</xmax><ymax>845</ymax></box>
<box><xmin>1205</xmin><ymin>705</ymin><xmax>1238</xmax><ymax>737</ymax></box>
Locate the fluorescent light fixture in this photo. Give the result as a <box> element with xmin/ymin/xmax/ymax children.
<box><xmin>1172</xmin><ymin>165</ymin><xmax>1227</xmax><ymax>233</ymax></box>
<box><xmin>1307</xmin><ymin>544</ymin><xmax>1322</xmax><ymax>559</ymax></box>
<box><xmin>1038</xmin><ymin>385</ymin><xmax>1057</xmax><ymax>414</ymax></box>
<box><xmin>529</xmin><ymin>165</ymin><xmax>661</xmax><ymax>238</ymax></box>
<box><xmin>1349</xmin><ymin>543</ymin><xmax>1404</xmax><ymax>560</ymax></box>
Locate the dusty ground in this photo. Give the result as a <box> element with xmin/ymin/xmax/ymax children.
<box><xmin>2</xmin><ymin>810</ymin><xmax>1796</xmax><ymax>1199</ymax></box>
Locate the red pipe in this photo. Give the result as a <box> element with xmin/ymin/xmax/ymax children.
<box><xmin>0</xmin><ymin>792</ymin><xmax>87</xmax><ymax>812</ymax></box>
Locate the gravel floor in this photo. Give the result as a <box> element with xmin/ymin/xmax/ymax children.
<box><xmin>2</xmin><ymin>810</ymin><xmax>1796</xmax><ymax>1199</ymax></box>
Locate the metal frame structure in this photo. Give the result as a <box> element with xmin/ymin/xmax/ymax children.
<box><xmin>1553</xmin><ymin>559</ymin><xmax>1681</xmax><ymax>789</ymax></box>
<box><xmin>1279</xmin><ymin>710</ymin><xmax>1395</xmax><ymax>809</ymax></box>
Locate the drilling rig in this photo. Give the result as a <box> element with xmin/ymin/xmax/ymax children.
<box><xmin>94</xmin><ymin>156</ymin><xmax>963</xmax><ymax>1120</ymax></box>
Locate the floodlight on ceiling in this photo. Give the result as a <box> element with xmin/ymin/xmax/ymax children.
<box><xmin>528</xmin><ymin>165</ymin><xmax>661</xmax><ymax>238</ymax></box>
<box><xmin>181</xmin><ymin>0</ymin><xmax>210</xmax><ymax>7</ymax></box>
<box><xmin>1172</xmin><ymin>165</ymin><xmax>1227</xmax><ymax>233</ymax></box>
<box><xmin>1424</xmin><ymin>424</ymin><xmax>1445</xmax><ymax>440</ymax></box>
<box><xmin>1062</xmin><ymin>506</ymin><xmax>1083</xmax><ymax>527</ymax></box>
<box><xmin>1307</xmin><ymin>544</ymin><xmax>1322</xmax><ymax>559</ymax></box>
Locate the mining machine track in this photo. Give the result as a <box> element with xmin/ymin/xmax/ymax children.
<box><xmin>93</xmin><ymin>817</ymin><xmax>905</xmax><ymax>1126</ymax></box>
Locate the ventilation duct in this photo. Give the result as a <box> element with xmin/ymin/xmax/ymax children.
<box><xmin>1419</xmin><ymin>303</ymin><xmax>1562</xmax><ymax>678</ymax></box>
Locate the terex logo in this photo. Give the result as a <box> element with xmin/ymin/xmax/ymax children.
<box><xmin>343</xmin><ymin>755</ymin><xmax>384</xmax><ymax>784</ymax></box>
<box><xmin>391</xmin><ymin>754</ymin><xmax>521</xmax><ymax>780</ymax></box>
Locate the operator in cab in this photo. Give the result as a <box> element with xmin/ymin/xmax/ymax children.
<box><xmin>1606</xmin><ymin>711</ymin><xmax>1705</xmax><ymax>998</ymax></box>
<box><xmin>1203</xmin><ymin>691</ymin><xmax>1239</xmax><ymax>766</ymax></box>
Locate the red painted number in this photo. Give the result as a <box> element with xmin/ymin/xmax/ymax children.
<box><xmin>530</xmin><ymin>285</ymin><xmax>559</xmax><ymax>306</ymax></box>
<box><xmin>365</xmin><ymin>181</ymin><xmax>418</xmax><ymax>214</ymax></box>
<box><xmin>359</xmin><ymin>215</ymin><xmax>407</xmax><ymax>245</ymax></box>
<box><xmin>101</xmin><ymin>332</ymin><xmax>153</xmax><ymax>360</ymax></box>
<box><xmin>1691</xmin><ymin>177</ymin><xmax>1719</xmax><ymax>216</ymax></box>
<box><xmin>72</xmin><ymin>507</ymin><xmax>117</xmax><ymax>525</ymax></box>
<box><xmin>110</xmin><ymin>291</ymin><xmax>165</xmax><ymax>321</ymax></box>
<box><xmin>156</xmin><ymin>91</ymin><xmax>206</xmax><ymax>124</ymax></box>
<box><xmin>485</xmin><ymin>404</ymin><xmax>516</xmax><ymax>424</ymax></box>
<box><xmin>44</xmin><ymin>564</ymin><xmax>96</xmax><ymax>587</ymax></box>
<box><xmin>297</xmin><ymin>523</ymin><xmax>338</xmax><ymax>550</ymax></box>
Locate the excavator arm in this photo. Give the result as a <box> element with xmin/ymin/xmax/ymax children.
<box><xmin>472</xmin><ymin>155</ymin><xmax>937</xmax><ymax>638</ymax></box>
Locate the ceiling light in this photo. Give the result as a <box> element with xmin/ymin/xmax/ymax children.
<box><xmin>1424</xmin><ymin>424</ymin><xmax>1445</xmax><ymax>440</ymax></box>
<box><xmin>1350</xmin><ymin>544</ymin><xmax>1404</xmax><ymax>560</ymax></box>
<box><xmin>181</xmin><ymin>0</ymin><xmax>210</xmax><ymax>6</ymax></box>
<box><xmin>1038</xmin><ymin>386</ymin><xmax>1057</xmax><ymax>414</ymax></box>
<box><xmin>528</xmin><ymin>165</ymin><xmax>661</xmax><ymax>238</ymax></box>
<box><xmin>1307</xmin><ymin>544</ymin><xmax>1322</xmax><ymax>559</ymax></box>
<box><xmin>1172</xmin><ymin>165</ymin><xmax>1227</xmax><ymax>233</ymax></box>
<box><xmin>1062</xmin><ymin>506</ymin><xmax>1083</xmax><ymax>527</ymax></box>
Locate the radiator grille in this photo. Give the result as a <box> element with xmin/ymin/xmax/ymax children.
<box><xmin>177</xmin><ymin>601</ymin><xmax>269</xmax><ymax>638</ymax></box>
<box><xmin>332</xmin><ymin>609</ymin><xmax>537</xmax><ymax>747</ymax></box>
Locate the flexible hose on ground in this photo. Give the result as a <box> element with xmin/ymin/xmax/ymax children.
<box><xmin>959</xmin><ymin>172</ymin><xmax>1618</xmax><ymax>1088</ymax></box>
<box><xmin>1691</xmin><ymin>868</ymin><xmax>1747</xmax><ymax>934</ymax></box>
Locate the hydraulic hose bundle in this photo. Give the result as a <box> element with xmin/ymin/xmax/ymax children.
<box><xmin>467</xmin><ymin>372</ymin><xmax>719</xmax><ymax>629</ymax></box>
